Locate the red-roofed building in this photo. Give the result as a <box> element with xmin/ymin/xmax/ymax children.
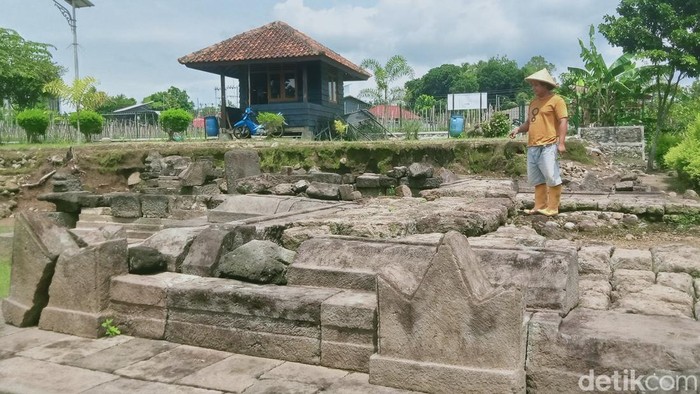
<box><xmin>179</xmin><ymin>21</ymin><xmax>370</xmax><ymax>136</ymax></box>
<box><xmin>369</xmin><ymin>105</ymin><xmax>421</xmax><ymax>121</ymax></box>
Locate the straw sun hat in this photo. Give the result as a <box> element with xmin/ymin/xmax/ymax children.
<box><xmin>525</xmin><ymin>68</ymin><xmax>558</xmax><ymax>88</ymax></box>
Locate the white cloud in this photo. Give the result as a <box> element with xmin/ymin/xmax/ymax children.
<box><xmin>1</xmin><ymin>0</ymin><xmax>626</xmax><ymax>106</ymax></box>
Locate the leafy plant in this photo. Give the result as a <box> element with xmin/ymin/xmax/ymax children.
<box><xmin>333</xmin><ymin>119</ymin><xmax>348</xmax><ymax>140</ymax></box>
<box><xmin>101</xmin><ymin>318</ymin><xmax>121</xmax><ymax>337</ymax></box>
<box><xmin>257</xmin><ymin>112</ymin><xmax>286</xmax><ymax>136</ymax></box>
<box><xmin>600</xmin><ymin>0</ymin><xmax>700</xmax><ymax>171</ymax></box>
<box><xmin>359</xmin><ymin>55</ymin><xmax>415</xmax><ymax>105</ymax></box>
<box><xmin>160</xmin><ymin>108</ymin><xmax>193</xmax><ymax>141</ymax></box>
<box><xmin>68</xmin><ymin>110</ymin><xmax>103</xmax><ymax>142</ymax></box>
<box><xmin>482</xmin><ymin>113</ymin><xmax>511</xmax><ymax>138</ymax></box>
<box><xmin>665</xmin><ymin>115</ymin><xmax>700</xmax><ymax>188</ymax></box>
<box><xmin>16</xmin><ymin>108</ymin><xmax>49</xmax><ymax>143</ymax></box>
<box><xmin>401</xmin><ymin>120</ymin><xmax>422</xmax><ymax>140</ymax></box>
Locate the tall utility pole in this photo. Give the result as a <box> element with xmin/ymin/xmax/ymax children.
<box><xmin>53</xmin><ymin>0</ymin><xmax>94</xmax><ymax>82</ymax></box>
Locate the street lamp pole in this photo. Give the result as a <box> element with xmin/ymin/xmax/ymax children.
<box><xmin>53</xmin><ymin>0</ymin><xmax>94</xmax><ymax>82</ymax></box>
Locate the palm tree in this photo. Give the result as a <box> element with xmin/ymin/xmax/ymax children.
<box><xmin>43</xmin><ymin>76</ymin><xmax>107</xmax><ymax>137</ymax></box>
<box><xmin>359</xmin><ymin>55</ymin><xmax>415</xmax><ymax>105</ymax></box>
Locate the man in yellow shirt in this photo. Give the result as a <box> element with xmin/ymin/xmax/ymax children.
<box><xmin>509</xmin><ymin>69</ymin><xmax>568</xmax><ymax>216</ymax></box>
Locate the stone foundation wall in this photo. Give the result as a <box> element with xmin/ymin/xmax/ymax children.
<box><xmin>578</xmin><ymin>126</ymin><xmax>645</xmax><ymax>162</ymax></box>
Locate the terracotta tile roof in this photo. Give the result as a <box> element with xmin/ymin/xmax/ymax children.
<box><xmin>369</xmin><ymin>105</ymin><xmax>421</xmax><ymax>120</ymax></box>
<box><xmin>178</xmin><ymin>21</ymin><xmax>370</xmax><ymax>80</ymax></box>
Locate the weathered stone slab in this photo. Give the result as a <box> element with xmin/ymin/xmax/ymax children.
<box><xmin>224</xmin><ymin>149</ymin><xmax>261</xmax><ymax>194</ymax></box>
<box><xmin>17</xmin><ymin>335</ymin><xmax>130</xmax><ymax>364</ymax></box>
<box><xmin>165</xmin><ymin>277</ymin><xmax>339</xmax><ymax>364</ymax></box>
<box><xmin>0</xmin><ymin>357</ymin><xmax>118</xmax><ymax>393</ymax></box>
<box><xmin>70</xmin><ymin>224</ymin><xmax>126</xmax><ymax>247</ymax></box>
<box><xmin>652</xmin><ymin>244</ymin><xmax>700</xmax><ymax>276</ymax></box>
<box><xmin>527</xmin><ymin>309</ymin><xmax>700</xmax><ymax>392</ymax></box>
<box><xmin>261</xmin><ymin>361</ymin><xmax>349</xmax><ymax>389</ymax></box>
<box><xmin>110</xmin><ymin>273</ymin><xmax>198</xmax><ymax>339</ymax></box>
<box><xmin>610</xmin><ymin>248</ymin><xmax>652</xmax><ymax>271</ymax></box>
<box><xmin>612</xmin><ymin>284</ymin><xmax>694</xmax><ymax>319</ymax></box>
<box><xmin>370</xmin><ymin>231</ymin><xmax>525</xmax><ymax>393</ymax></box>
<box><xmin>139</xmin><ymin>226</ymin><xmax>205</xmax><ymax>272</ymax></box>
<box><xmin>176</xmin><ymin>353</ymin><xmax>282</xmax><ymax>393</ymax></box>
<box><xmin>109</xmin><ymin>193</ymin><xmax>142</xmax><ymax>218</ymax></box>
<box><xmin>577</xmin><ymin>243</ymin><xmax>613</xmax><ymax>279</ymax></box>
<box><xmin>39</xmin><ymin>238</ymin><xmax>128</xmax><ymax>338</ymax></box>
<box><xmin>180</xmin><ymin>225</ymin><xmax>255</xmax><ymax>276</ymax></box>
<box><xmin>469</xmin><ymin>239</ymin><xmax>578</xmax><ymax>314</ymax></box>
<box><xmin>2</xmin><ymin>212</ymin><xmax>79</xmax><ymax>327</ymax></box>
<box><xmin>306</xmin><ymin>182</ymin><xmax>340</xmax><ymax>200</ymax></box>
<box><xmin>288</xmin><ymin>236</ymin><xmax>437</xmax><ymax>291</ymax></box>
<box><xmin>140</xmin><ymin>194</ymin><xmax>169</xmax><ymax>218</ymax></box>
<box><xmin>577</xmin><ymin>275</ymin><xmax>611</xmax><ymax>310</ymax></box>
<box><xmin>218</xmin><ymin>240</ymin><xmax>296</xmax><ymax>285</ymax></box>
<box><xmin>179</xmin><ymin>160</ymin><xmax>213</xmax><ymax>187</ymax></box>
<box><xmin>207</xmin><ymin>194</ymin><xmax>341</xmax><ymax>223</ymax></box>
<box><xmin>611</xmin><ymin>268</ymin><xmax>655</xmax><ymax>299</ymax></box>
<box><xmin>657</xmin><ymin>272</ymin><xmax>695</xmax><ymax>296</ymax></box>
<box><xmin>291</xmin><ymin>234</ymin><xmax>577</xmax><ymax>314</ymax></box>
<box><xmin>355</xmin><ymin>173</ymin><xmax>397</xmax><ymax>189</ymax></box>
<box><xmin>326</xmin><ymin>372</ymin><xmax>418</xmax><ymax>394</ymax></box>
<box><xmin>82</xmin><ymin>378</ymin><xmax>222</xmax><ymax>394</ymax></box>
<box><xmin>114</xmin><ymin>344</ymin><xmax>230</xmax><ymax>383</ymax></box>
<box><xmin>321</xmin><ymin>291</ymin><xmax>377</xmax><ymax>372</ymax></box>
<box><xmin>67</xmin><ymin>337</ymin><xmax>178</xmax><ymax>373</ymax></box>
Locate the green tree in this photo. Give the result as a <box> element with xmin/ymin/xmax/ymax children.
<box><xmin>359</xmin><ymin>55</ymin><xmax>415</xmax><ymax>105</ymax></box>
<box><xmin>160</xmin><ymin>108</ymin><xmax>193</xmax><ymax>141</ymax></box>
<box><xmin>0</xmin><ymin>28</ymin><xmax>63</xmax><ymax>109</ymax></box>
<box><xmin>68</xmin><ymin>110</ymin><xmax>104</xmax><ymax>142</ymax></box>
<box><xmin>95</xmin><ymin>94</ymin><xmax>137</xmax><ymax>114</ymax></box>
<box><xmin>563</xmin><ymin>25</ymin><xmax>642</xmax><ymax>127</ymax></box>
<box><xmin>600</xmin><ymin>0</ymin><xmax>700</xmax><ymax>170</ymax></box>
<box><xmin>522</xmin><ymin>56</ymin><xmax>556</xmax><ymax>78</ymax></box>
<box><xmin>669</xmin><ymin>80</ymin><xmax>700</xmax><ymax>133</ymax></box>
<box><xmin>474</xmin><ymin>56</ymin><xmax>523</xmax><ymax>97</ymax></box>
<box><xmin>16</xmin><ymin>108</ymin><xmax>50</xmax><ymax>143</ymax></box>
<box><xmin>144</xmin><ymin>86</ymin><xmax>194</xmax><ymax>112</ymax></box>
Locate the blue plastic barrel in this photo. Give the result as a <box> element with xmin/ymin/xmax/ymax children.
<box><xmin>205</xmin><ymin>116</ymin><xmax>219</xmax><ymax>137</ymax></box>
<box><xmin>449</xmin><ymin>115</ymin><xmax>464</xmax><ymax>137</ymax></box>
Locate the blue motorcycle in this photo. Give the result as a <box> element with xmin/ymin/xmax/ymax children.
<box><xmin>232</xmin><ymin>107</ymin><xmax>284</xmax><ymax>139</ymax></box>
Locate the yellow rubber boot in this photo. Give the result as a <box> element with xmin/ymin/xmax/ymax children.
<box><xmin>526</xmin><ymin>184</ymin><xmax>547</xmax><ymax>214</ymax></box>
<box><xmin>538</xmin><ymin>184</ymin><xmax>562</xmax><ymax>216</ymax></box>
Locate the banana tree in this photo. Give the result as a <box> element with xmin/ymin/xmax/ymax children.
<box><xmin>566</xmin><ymin>25</ymin><xmax>643</xmax><ymax>126</ymax></box>
<box><xmin>43</xmin><ymin>76</ymin><xmax>107</xmax><ymax>139</ymax></box>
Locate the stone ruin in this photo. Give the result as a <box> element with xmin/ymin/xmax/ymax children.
<box><xmin>3</xmin><ymin>148</ymin><xmax>700</xmax><ymax>393</ymax></box>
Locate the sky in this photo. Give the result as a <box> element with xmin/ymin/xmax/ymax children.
<box><xmin>2</xmin><ymin>0</ymin><xmax>624</xmax><ymax>111</ymax></box>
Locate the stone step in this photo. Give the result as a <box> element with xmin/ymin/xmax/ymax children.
<box><xmin>78</xmin><ymin>214</ymin><xmax>165</xmax><ymax>226</ymax></box>
<box><xmin>76</xmin><ymin>221</ymin><xmax>163</xmax><ymax>233</ymax></box>
<box><xmin>527</xmin><ymin>309</ymin><xmax>700</xmax><ymax>391</ymax></box>
<box><xmin>288</xmin><ymin>234</ymin><xmax>578</xmax><ymax>315</ymax></box>
<box><xmin>70</xmin><ymin>227</ymin><xmax>153</xmax><ymax>244</ymax></box>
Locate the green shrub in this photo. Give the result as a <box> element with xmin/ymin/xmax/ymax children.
<box><xmin>69</xmin><ymin>110</ymin><xmax>104</xmax><ymax>142</ymax></box>
<box><xmin>665</xmin><ymin>115</ymin><xmax>700</xmax><ymax>188</ymax></box>
<box><xmin>160</xmin><ymin>108</ymin><xmax>193</xmax><ymax>141</ymax></box>
<box><xmin>257</xmin><ymin>112</ymin><xmax>286</xmax><ymax>135</ymax></box>
<box><xmin>655</xmin><ymin>133</ymin><xmax>683</xmax><ymax>168</ymax></box>
<box><xmin>482</xmin><ymin>113</ymin><xmax>511</xmax><ymax>138</ymax></box>
<box><xmin>401</xmin><ymin>120</ymin><xmax>422</xmax><ymax>140</ymax></box>
<box><xmin>16</xmin><ymin>108</ymin><xmax>50</xmax><ymax>143</ymax></box>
